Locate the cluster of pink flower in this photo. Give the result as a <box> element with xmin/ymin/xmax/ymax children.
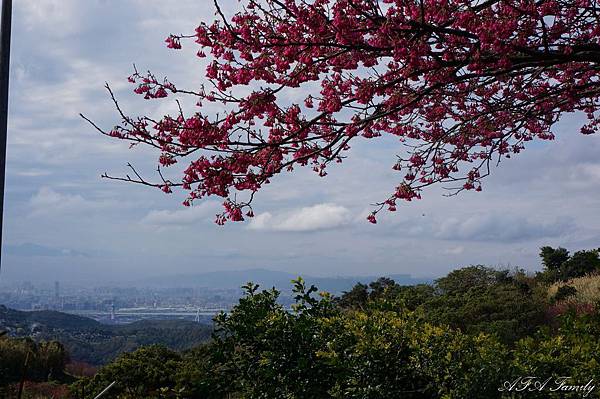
<box><xmin>106</xmin><ymin>0</ymin><xmax>600</xmax><ymax>224</ymax></box>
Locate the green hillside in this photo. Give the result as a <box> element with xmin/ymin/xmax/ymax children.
<box><xmin>0</xmin><ymin>306</ymin><xmax>212</xmax><ymax>365</ymax></box>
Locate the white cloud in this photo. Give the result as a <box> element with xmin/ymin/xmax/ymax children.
<box><xmin>28</xmin><ymin>187</ymin><xmax>109</xmax><ymax>216</ymax></box>
<box><xmin>13</xmin><ymin>169</ymin><xmax>52</xmax><ymax>177</ymax></box>
<box><xmin>444</xmin><ymin>246</ymin><xmax>465</xmax><ymax>255</ymax></box>
<box><xmin>4</xmin><ymin>242</ymin><xmax>89</xmax><ymax>258</ymax></box>
<box><xmin>434</xmin><ymin>213</ymin><xmax>572</xmax><ymax>242</ymax></box>
<box><xmin>18</xmin><ymin>0</ymin><xmax>82</xmax><ymax>38</ymax></box>
<box><xmin>248</xmin><ymin>203</ymin><xmax>352</xmax><ymax>232</ymax></box>
<box><xmin>141</xmin><ymin>201</ymin><xmax>220</xmax><ymax>226</ymax></box>
<box><xmin>577</xmin><ymin>163</ymin><xmax>600</xmax><ymax>182</ymax></box>
<box><xmin>249</xmin><ymin>212</ymin><xmax>274</xmax><ymax>230</ymax></box>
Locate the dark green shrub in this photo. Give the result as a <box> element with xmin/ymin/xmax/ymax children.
<box><xmin>552</xmin><ymin>285</ymin><xmax>578</xmax><ymax>303</ymax></box>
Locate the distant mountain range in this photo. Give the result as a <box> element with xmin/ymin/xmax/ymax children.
<box><xmin>136</xmin><ymin>268</ymin><xmax>432</xmax><ymax>294</ymax></box>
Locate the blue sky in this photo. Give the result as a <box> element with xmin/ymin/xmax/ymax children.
<box><xmin>2</xmin><ymin>0</ymin><xmax>600</xmax><ymax>283</ymax></box>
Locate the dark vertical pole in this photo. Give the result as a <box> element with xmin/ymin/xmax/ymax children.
<box><xmin>0</xmin><ymin>0</ymin><xmax>12</xmax><ymax>276</ymax></box>
<box><xmin>17</xmin><ymin>350</ymin><xmax>29</xmax><ymax>399</ymax></box>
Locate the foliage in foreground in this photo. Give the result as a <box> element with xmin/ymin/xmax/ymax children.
<box><xmin>81</xmin><ymin>281</ymin><xmax>504</xmax><ymax>398</ymax></box>
<box><xmin>79</xmin><ymin>262</ymin><xmax>600</xmax><ymax>398</ymax></box>
<box><xmin>6</xmin><ymin>245</ymin><xmax>600</xmax><ymax>398</ymax></box>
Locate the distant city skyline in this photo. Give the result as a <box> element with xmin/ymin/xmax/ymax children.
<box><xmin>2</xmin><ymin>0</ymin><xmax>600</xmax><ymax>283</ymax></box>
<box><xmin>0</xmin><ymin>269</ymin><xmax>429</xmax><ymax>325</ymax></box>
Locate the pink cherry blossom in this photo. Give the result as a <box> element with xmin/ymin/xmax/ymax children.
<box><xmin>87</xmin><ymin>0</ymin><xmax>600</xmax><ymax>224</ymax></box>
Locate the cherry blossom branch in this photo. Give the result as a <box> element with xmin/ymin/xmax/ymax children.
<box><xmin>85</xmin><ymin>0</ymin><xmax>600</xmax><ymax>225</ymax></box>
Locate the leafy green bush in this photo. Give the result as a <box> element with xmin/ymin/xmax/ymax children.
<box><xmin>339</xmin><ymin>266</ymin><xmax>547</xmax><ymax>344</ymax></box>
<box><xmin>68</xmin><ymin>266</ymin><xmax>600</xmax><ymax>398</ymax></box>
<box><xmin>509</xmin><ymin>312</ymin><xmax>600</xmax><ymax>398</ymax></box>
<box><xmin>320</xmin><ymin>309</ymin><xmax>506</xmax><ymax>399</ymax></box>
<box><xmin>194</xmin><ymin>280</ymin><xmax>340</xmax><ymax>398</ymax></box>
<box><xmin>552</xmin><ymin>285</ymin><xmax>578</xmax><ymax>303</ymax></box>
<box><xmin>425</xmin><ymin>268</ymin><xmax>547</xmax><ymax>343</ymax></box>
<box><xmin>75</xmin><ymin>345</ymin><xmax>182</xmax><ymax>398</ymax></box>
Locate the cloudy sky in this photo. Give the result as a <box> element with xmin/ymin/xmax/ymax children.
<box><xmin>1</xmin><ymin>0</ymin><xmax>599</xmax><ymax>283</ymax></box>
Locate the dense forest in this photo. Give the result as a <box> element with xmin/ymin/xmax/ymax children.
<box><xmin>2</xmin><ymin>246</ymin><xmax>600</xmax><ymax>398</ymax></box>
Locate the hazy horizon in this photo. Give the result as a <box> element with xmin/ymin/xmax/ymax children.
<box><xmin>2</xmin><ymin>0</ymin><xmax>600</xmax><ymax>283</ymax></box>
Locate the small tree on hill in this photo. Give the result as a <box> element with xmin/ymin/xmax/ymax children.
<box><xmin>539</xmin><ymin>246</ymin><xmax>600</xmax><ymax>281</ymax></box>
